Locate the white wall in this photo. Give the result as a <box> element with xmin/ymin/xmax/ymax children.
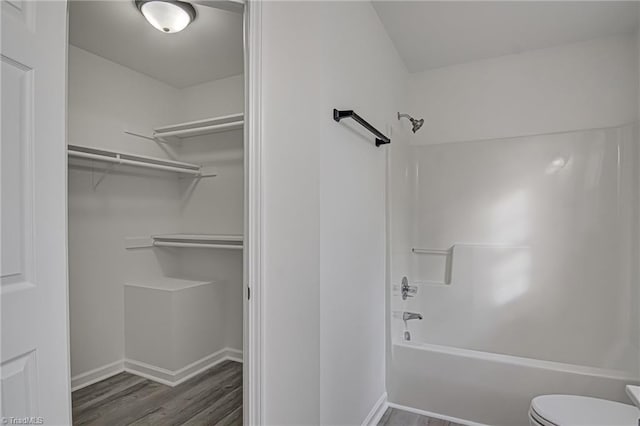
<box><xmin>260</xmin><ymin>2</ymin><xmax>407</xmax><ymax>424</ymax></box>
<box><xmin>175</xmin><ymin>76</ymin><xmax>245</xmax><ymax>353</ymax></box>
<box><xmin>68</xmin><ymin>46</ymin><xmax>180</xmax><ymax>157</ymax></box>
<box><xmin>176</xmin><ymin>74</ymin><xmax>244</xmax><ymax>236</ymax></box>
<box><xmin>68</xmin><ymin>46</ymin><xmax>244</xmax><ymax>379</ymax></box>
<box><xmin>68</xmin><ymin>46</ymin><xmax>182</xmax><ymax>376</ymax></box>
<box><xmin>317</xmin><ymin>4</ymin><xmax>407</xmax><ymax>426</ymax></box>
<box><xmin>177</xmin><ymin>74</ymin><xmax>244</xmax><ymax>122</ymax></box>
<box><xmin>261</xmin><ymin>4</ymin><xmax>321</xmax><ymax>422</ymax></box>
<box><xmin>407</xmin><ymin>35</ymin><xmax>638</xmax><ymax>145</ymax></box>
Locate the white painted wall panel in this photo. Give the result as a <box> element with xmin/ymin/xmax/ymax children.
<box><xmin>68</xmin><ymin>46</ymin><xmax>183</xmax><ymax>377</ymax></box>
<box><xmin>177</xmin><ymin>74</ymin><xmax>244</xmax><ymax>122</ymax></box>
<box><xmin>260</xmin><ymin>2</ymin><xmax>407</xmax><ymax>424</ymax></box>
<box><xmin>318</xmin><ymin>3</ymin><xmax>406</xmax><ymax>425</ymax></box>
<box><xmin>261</xmin><ymin>3</ymin><xmax>322</xmax><ymax>423</ymax></box>
<box><xmin>408</xmin><ymin>35</ymin><xmax>638</xmax><ymax>145</ymax></box>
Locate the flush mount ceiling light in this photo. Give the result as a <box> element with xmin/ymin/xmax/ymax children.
<box><xmin>135</xmin><ymin>0</ymin><xmax>196</xmax><ymax>34</ymax></box>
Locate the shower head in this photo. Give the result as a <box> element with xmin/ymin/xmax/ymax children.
<box><xmin>397</xmin><ymin>112</ymin><xmax>424</xmax><ymax>133</ymax></box>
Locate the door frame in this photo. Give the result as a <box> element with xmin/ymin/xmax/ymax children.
<box><xmin>62</xmin><ymin>0</ymin><xmax>264</xmax><ymax>424</ymax></box>
<box><xmin>243</xmin><ymin>0</ymin><xmax>264</xmax><ymax>424</ymax></box>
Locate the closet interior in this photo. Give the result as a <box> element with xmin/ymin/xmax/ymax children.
<box><xmin>66</xmin><ymin>1</ymin><xmax>245</xmax><ymax>424</ymax></box>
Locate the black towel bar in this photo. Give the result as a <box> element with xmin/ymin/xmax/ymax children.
<box><xmin>333</xmin><ymin>109</ymin><xmax>390</xmax><ymax>147</ymax></box>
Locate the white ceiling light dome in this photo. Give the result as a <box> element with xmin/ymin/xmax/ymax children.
<box><xmin>135</xmin><ymin>0</ymin><xmax>196</xmax><ymax>34</ymax></box>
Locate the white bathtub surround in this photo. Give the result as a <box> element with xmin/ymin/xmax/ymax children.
<box><xmin>403</xmin><ymin>125</ymin><xmax>639</xmax><ymax>374</ymax></box>
<box><xmin>388</xmin><ymin>124</ymin><xmax>640</xmax><ymax>426</ymax></box>
<box><xmin>387</xmin><ymin>31</ymin><xmax>640</xmax><ymax>426</ymax></box>
<box><xmin>390</xmin><ymin>343</ymin><xmax>639</xmax><ymax>426</ymax></box>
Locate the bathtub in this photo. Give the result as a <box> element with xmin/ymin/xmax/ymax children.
<box><xmin>388</xmin><ymin>341</ymin><xmax>639</xmax><ymax>426</ymax></box>
<box><xmin>386</xmin><ymin>126</ymin><xmax>640</xmax><ymax>425</ymax></box>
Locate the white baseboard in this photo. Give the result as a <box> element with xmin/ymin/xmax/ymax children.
<box><xmin>387</xmin><ymin>402</ymin><xmax>488</xmax><ymax>426</ymax></box>
<box><xmin>124</xmin><ymin>347</ymin><xmax>243</xmax><ymax>387</ymax></box>
<box><xmin>363</xmin><ymin>392</ymin><xmax>388</xmax><ymax>426</ymax></box>
<box><xmin>71</xmin><ymin>347</ymin><xmax>243</xmax><ymax>391</ymax></box>
<box><xmin>71</xmin><ymin>360</ymin><xmax>124</xmax><ymax>392</ymax></box>
<box><xmin>224</xmin><ymin>348</ymin><xmax>243</xmax><ymax>363</ymax></box>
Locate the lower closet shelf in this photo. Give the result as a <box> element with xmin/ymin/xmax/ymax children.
<box><xmin>124</xmin><ymin>277</ymin><xmax>215</xmax><ymax>292</ymax></box>
<box><xmin>152</xmin><ymin>234</ymin><xmax>243</xmax><ymax>250</ymax></box>
<box><xmin>124</xmin><ymin>277</ymin><xmax>227</xmax><ymax>383</ymax></box>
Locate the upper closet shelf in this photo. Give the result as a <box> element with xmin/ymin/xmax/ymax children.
<box><xmin>68</xmin><ymin>144</ymin><xmax>202</xmax><ymax>175</ymax></box>
<box><xmin>153</xmin><ymin>113</ymin><xmax>244</xmax><ymax>140</ymax></box>
<box><xmin>152</xmin><ymin>234</ymin><xmax>244</xmax><ymax>250</ymax></box>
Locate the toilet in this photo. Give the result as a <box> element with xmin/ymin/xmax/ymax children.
<box><xmin>529</xmin><ymin>395</ymin><xmax>639</xmax><ymax>426</ymax></box>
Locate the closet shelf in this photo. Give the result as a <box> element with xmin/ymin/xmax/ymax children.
<box><xmin>68</xmin><ymin>144</ymin><xmax>202</xmax><ymax>175</ymax></box>
<box><xmin>125</xmin><ymin>277</ymin><xmax>215</xmax><ymax>292</ymax></box>
<box><xmin>412</xmin><ymin>248</ymin><xmax>450</xmax><ymax>255</ymax></box>
<box><xmin>152</xmin><ymin>234</ymin><xmax>244</xmax><ymax>250</ymax></box>
<box><xmin>153</xmin><ymin>113</ymin><xmax>244</xmax><ymax>140</ymax></box>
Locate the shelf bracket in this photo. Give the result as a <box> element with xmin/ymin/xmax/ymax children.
<box><xmin>124</xmin><ymin>130</ymin><xmax>178</xmax><ymax>146</ymax></box>
<box><xmin>92</xmin><ymin>157</ymin><xmax>119</xmax><ymax>190</ymax></box>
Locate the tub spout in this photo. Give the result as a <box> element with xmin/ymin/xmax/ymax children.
<box><xmin>403</xmin><ymin>312</ymin><xmax>423</xmax><ymax>321</ymax></box>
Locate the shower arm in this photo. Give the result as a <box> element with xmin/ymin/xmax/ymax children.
<box><xmin>397</xmin><ymin>112</ymin><xmax>425</xmax><ymax>133</ymax></box>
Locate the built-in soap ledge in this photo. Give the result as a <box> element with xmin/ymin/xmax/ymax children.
<box><xmin>411</xmin><ymin>246</ymin><xmax>453</xmax><ymax>285</ymax></box>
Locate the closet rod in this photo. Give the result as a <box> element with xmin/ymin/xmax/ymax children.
<box><xmin>153</xmin><ymin>241</ymin><xmax>244</xmax><ymax>249</ymax></box>
<box><xmin>68</xmin><ymin>151</ymin><xmax>201</xmax><ymax>175</ymax></box>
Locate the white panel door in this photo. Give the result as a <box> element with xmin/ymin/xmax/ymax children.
<box><xmin>1</xmin><ymin>1</ymin><xmax>71</xmax><ymax>424</ymax></box>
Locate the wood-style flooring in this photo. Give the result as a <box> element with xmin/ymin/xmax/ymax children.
<box><xmin>378</xmin><ymin>408</ymin><xmax>464</xmax><ymax>426</ymax></box>
<box><xmin>72</xmin><ymin>360</ymin><xmax>242</xmax><ymax>426</ymax></box>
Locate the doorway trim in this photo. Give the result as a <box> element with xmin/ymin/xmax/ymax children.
<box><xmin>244</xmin><ymin>0</ymin><xmax>264</xmax><ymax>425</ymax></box>
<box><xmin>63</xmin><ymin>0</ymin><xmax>264</xmax><ymax>423</ymax></box>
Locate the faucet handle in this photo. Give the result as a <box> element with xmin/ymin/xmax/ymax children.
<box><xmin>401</xmin><ymin>277</ymin><xmax>418</xmax><ymax>300</ymax></box>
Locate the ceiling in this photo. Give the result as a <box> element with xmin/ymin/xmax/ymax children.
<box><xmin>373</xmin><ymin>1</ymin><xmax>639</xmax><ymax>74</ymax></box>
<box><xmin>69</xmin><ymin>1</ymin><xmax>243</xmax><ymax>88</ymax></box>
